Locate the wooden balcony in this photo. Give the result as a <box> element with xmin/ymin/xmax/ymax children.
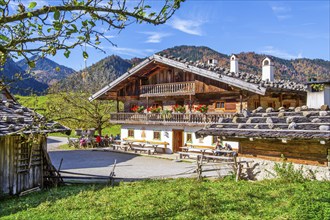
<box><xmin>140</xmin><ymin>81</ymin><xmax>195</xmax><ymax>97</ymax></box>
<box><xmin>109</xmin><ymin>112</ymin><xmax>234</xmax><ymax>125</ymax></box>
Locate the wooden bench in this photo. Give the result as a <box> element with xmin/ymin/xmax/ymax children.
<box><xmin>202</xmin><ymin>155</ymin><xmax>235</xmax><ymax>163</ymax></box>
<box><xmin>179</xmin><ymin>152</ymin><xmax>202</xmax><ymax>159</ymax></box>
<box><xmin>186</xmin><ymin>144</ymin><xmax>215</xmax><ymax>155</ymax></box>
<box><xmin>112</xmin><ymin>144</ymin><xmax>128</xmax><ymax>151</ymax></box>
<box><xmin>133</xmin><ymin>147</ymin><xmax>155</xmax><ymax>155</ymax></box>
<box><xmin>146</xmin><ymin>141</ymin><xmax>168</xmax><ymax>153</ymax></box>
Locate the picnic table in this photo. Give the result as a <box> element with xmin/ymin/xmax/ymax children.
<box><xmin>213</xmin><ymin>149</ymin><xmax>236</xmax><ymax>156</ymax></box>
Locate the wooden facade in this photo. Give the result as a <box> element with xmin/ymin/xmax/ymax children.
<box><xmin>235</xmin><ymin>138</ymin><xmax>329</xmax><ymax>166</ymax></box>
<box><xmin>0</xmin><ymin>135</ymin><xmax>46</xmax><ymax>195</ymax></box>
<box><xmin>0</xmin><ymin>86</ymin><xmax>69</xmax><ymax>196</ymax></box>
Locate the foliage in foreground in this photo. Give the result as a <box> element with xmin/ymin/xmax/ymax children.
<box><xmin>1</xmin><ymin>178</ymin><xmax>329</xmax><ymax>219</ymax></box>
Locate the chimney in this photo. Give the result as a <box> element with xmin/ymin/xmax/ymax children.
<box><xmin>230</xmin><ymin>54</ymin><xmax>239</xmax><ymax>73</ymax></box>
<box><xmin>262</xmin><ymin>57</ymin><xmax>274</xmax><ymax>81</ymax></box>
<box><xmin>208</xmin><ymin>59</ymin><xmax>218</xmax><ymax>67</ymax></box>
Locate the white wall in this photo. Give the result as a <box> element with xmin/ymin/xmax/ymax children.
<box><xmin>121</xmin><ymin>124</ymin><xmax>238</xmax><ymax>153</ymax></box>
<box><xmin>307</xmin><ymin>91</ymin><xmax>325</xmax><ymax>108</ymax></box>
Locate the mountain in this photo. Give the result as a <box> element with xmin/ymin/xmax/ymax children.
<box><xmin>16</xmin><ymin>55</ymin><xmax>76</xmax><ymax>85</ymax></box>
<box><xmin>0</xmin><ymin>58</ymin><xmax>48</xmax><ymax>95</ymax></box>
<box><xmin>160</xmin><ymin>46</ymin><xmax>329</xmax><ymax>82</ymax></box>
<box><xmin>51</xmin><ymin>45</ymin><xmax>330</xmax><ymax>93</ymax></box>
<box><xmin>53</xmin><ymin>55</ymin><xmax>135</xmax><ymax>93</ymax></box>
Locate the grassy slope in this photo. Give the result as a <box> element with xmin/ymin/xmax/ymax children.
<box><xmin>15</xmin><ymin>95</ymin><xmax>121</xmax><ymax>137</ymax></box>
<box><xmin>1</xmin><ymin>179</ymin><xmax>329</xmax><ymax>219</ymax></box>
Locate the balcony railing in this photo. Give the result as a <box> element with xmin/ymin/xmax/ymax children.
<box><xmin>140</xmin><ymin>81</ymin><xmax>195</xmax><ymax>97</ymax></box>
<box><xmin>109</xmin><ymin>112</ymin><xmax>234</xmax><ymax>124</ymax></box>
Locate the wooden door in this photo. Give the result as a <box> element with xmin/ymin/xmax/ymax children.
<box><xmin>172</xmin><ymin>129</ymin><xmax>183</xmax><ymax>153</ymax></box>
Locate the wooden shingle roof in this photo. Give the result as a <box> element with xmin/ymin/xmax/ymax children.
<box><xmin>196</xmin><ymin>106</ymin><xmax>330</xmax><ymax>140</ymax></box>
<box><xmin>90</xmin><ymin>54</ymin><xmax>306</xmax><ymax>101</ymax></box>
<box><xmin>0</xmin><ymin>99</ymin><xmax>70</xmax><ymax>136</ymax></box>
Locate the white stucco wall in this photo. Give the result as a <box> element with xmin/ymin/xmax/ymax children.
<box><xmin>120</xmin><ymin>125</ymin><xmax>238</xmax><ymax>153</ymax></box>
<box><xmin>307</xmin><ymin>91</ymin><xmax>325</xmax><ymax>109</ymax></box>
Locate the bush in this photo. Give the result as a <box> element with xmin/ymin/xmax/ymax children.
<box><xmin>274</xmin><ymin>161</ymin><xmax>307</xmax><ymax>183</ymax></box>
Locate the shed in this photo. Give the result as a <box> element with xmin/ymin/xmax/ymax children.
<box><xmin>196</xmin><ymin>106</ymin><xmax>330</xmax><ymax>166</ymax></box>
<box><xmin>0</xmin><ymin>87</ymin><xmax>70</xmax><ymax>196</ymax></box>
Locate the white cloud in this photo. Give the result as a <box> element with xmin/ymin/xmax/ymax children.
<box><xmin>141</xmin><ymin>32</ymin><xmax>171</xmax><ymax>43</ymax></box>
<box><xmin>271</xmin><ymin>4</ymin><xmax>292</xmax><ymax>21</ymax></box>
<box><xmin>108</xmin><ymin>47</ymin><xmax>153</xmax><ymax>58</ymax></box>
<box><xmin>260</xmin><ymin>46</ymin><xmax>303</xmax><ymax>60</ymax></box>
<box><xmin>169</xmin><ymin>17</ymin><xmax>206</xmax><ymax>36</ymax></box>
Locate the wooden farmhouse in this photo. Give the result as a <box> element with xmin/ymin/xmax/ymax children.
<box><xmin>0</xmin><ymin>87</ymin><xmax>70</xmax><ymax>196</ymax></box>
<box><xmin>90</xmin><ymin>53</ymin><xmax>308</xmax><ymax>154</ymax></box>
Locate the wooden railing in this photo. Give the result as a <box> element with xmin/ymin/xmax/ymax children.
<box><xmin>110</xmin><ymin>112</ymin><xmax>234</xmax><ymax>124</ymax></box>
<box><xmin>140</xmin><ymin>81</ymin><xmax>195</xmax><ymax>97</ymax></box>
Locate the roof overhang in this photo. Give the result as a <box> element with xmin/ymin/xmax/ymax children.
<box><xmin>89</xmin><ymin>54</ymin><xmax>267</xmax><ymax>101</ymax></box>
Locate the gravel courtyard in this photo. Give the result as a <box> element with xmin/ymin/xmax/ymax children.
<box><xmin>48</xmin><ymin>136</ymin><xmax>198</xmax><ymax>181</ymax></box>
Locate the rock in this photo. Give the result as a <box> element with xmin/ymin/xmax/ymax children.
<box><xmin>295</xmin><ymin>107</ymin><xmax>301</xmax><ymax>112</ymax></box>
<box><xmin>14</xmin><ymin>109</ymin><xmax>24</xmax><ymax>115</ymax></box>
<box><xmin>301</xmin><ymin>105</ymin><xmax>308</xmax><ymax>111</ymax></box>
<box><xmin>268</xmin><ymin>123</ymin><xmax>275</xmax><ymax>129</ymax></box>
<box><xmin>16</xmin><ymin>117</ymin><xmax>24</xmax><ymax>123</ymax></box>
<box><xmin>266</xmin><ymin>117</ymin><xmax>273</xmax><ymax>124</ymax></box>
<box><xmin>286</xmin><ymin>117</ymin><xmax>294</xmax><ymax>124</ymax></box>
<box><xmin>2</xmin><ymin>116</ymin><xmax>12</xmax><ymax>122</ymax></box>
<box><xmin>242</xmin><ymin>109</ymin><xmax>251</xmax><ymax>118</ymax></box>
<box><xmin>319</xmin><ymin>111</ymin><xmax>328</xmax><ymax>117</ymax></box>
<box><xmin>8</xmin><ymin>124</ymin><xmax>15</xmax><ymax>130</ymax></box>
<box><xmin>278</xmin><ymin>112</ymin><xmax>285</xmax><ymax>118</ymax></box>
<box><xmin>278</xmin><ymin>107</ymin><xmax>285</xmax><ymax>111</ymax></box>
<box><xmin>232</xmin><ymin>116</ymin><xmax>238</xmax><ymax>123</ymax></box>
<box><xmin>288</xmin><ymin>122</ymin><xmax>297</xmax><ymax>130</ymax></box>
<box><xmin>266</xmin><ymin>107</ymin><xmax>274</xmax><ymax>113</ymax></box>
<box><xmin>320</xmin><ymin>105</ymin><xmax>329</xmax><ymax>111</ymax></box>
<box><xmin>256</xmin><ymin>106</ymin><xmax>263</xmax><ymax>112</ymax></box>
<box><xmin>5</xmin><ymin>102</ymin><xmax>13</xmax><ymax>108</ymax></box>
<box><xmin>319</xmin><ymin>125</ymin><xmax>329</xmax><ymax>131</ymax></box>
<box><xmin>302</xmin><ymin>111</ymin><xmax>311</xmax><ymax>117</ymax></box>
<box><xmin>311</xmin><ymin>118</ymin><xmax>321</xmax><ymax>123</ymax></box>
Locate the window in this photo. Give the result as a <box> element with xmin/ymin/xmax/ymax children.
<box><xmin>128</xmin><ymin>129</ymin><xmax>134</xmax><ymax>138</ymax></box>
<box><xmin>186</xmin><ymin>133</ymin><xmax>192</xmax><ymax>143</ymax></box>
<box><xmin>153</xmin><ymin>131</ymin><xmax>161</xmax><ymax>140</ymax></box>
<box><xmin>215</xmin><ymin>101</ymin><xmax>225</xmax><ymax>109</ymax></box>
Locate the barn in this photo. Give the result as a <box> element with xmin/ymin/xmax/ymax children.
<box><xmin>0</xmin><ymin>87</ymin><xmax>70</xmax><ymax>196</ymax></box>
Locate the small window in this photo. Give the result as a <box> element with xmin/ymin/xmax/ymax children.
<box><xmin>215</xmin><ymin>101</ymin><xmax>225</xmax><ymax>109</ymax></box>
<box><xmin>153</xmin><ymin>131</ymin><xmax>161</xmax><ymax>140</ymax></box>
<box><xmin>264</xmin><ymin>60</ymin><xmax>269</xmax><ymax>66</ymax></box>
<box><xmin>186</xmin><ymin>133</ymin><xmax>192</xmax><ymax>143</ymax></box>
<box><xmin>128</xmin><ymin>129</ymin><xmax>134</xmax><ymax>138</ymax></box>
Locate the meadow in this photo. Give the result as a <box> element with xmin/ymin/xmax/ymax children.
<box><xmin>1</xmin><ymin>178</ymin><xmax>329</xmax><ymax>219</ymax></box>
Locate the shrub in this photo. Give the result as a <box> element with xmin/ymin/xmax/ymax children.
<box><xmin>274</xmin><ymin>159</ymin><xmax>307</xmax><ymax>183</ymax></box>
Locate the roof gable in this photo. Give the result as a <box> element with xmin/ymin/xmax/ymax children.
<box><xmin>90</xmin><ymin>54</ymin><xmax>306</xmax><ymax>101</ymax></box>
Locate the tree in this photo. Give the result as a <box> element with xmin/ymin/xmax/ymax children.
<box><xmin>45</xmin><ymin>76</ymin><xmax>119</xmax><ymax>136</ymax></box>
<box><xmin>0</xmin><ymin>0</ymin><xmax>184</xmax><ymax>66</ymax></box>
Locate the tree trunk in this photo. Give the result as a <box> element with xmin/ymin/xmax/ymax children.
<box><xmin>97</xmin><ymin>126</ymin><xmax>102</xmax><ymax>136</ymax></box>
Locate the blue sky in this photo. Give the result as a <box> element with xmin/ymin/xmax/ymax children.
<box><xmin>15</xmin><ymin>1</ymin><xmax>330</xmax><ymax>70</ymax></box>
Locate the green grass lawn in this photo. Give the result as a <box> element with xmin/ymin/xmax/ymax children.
<box><xmin>1</xmin><ymin>178</ymin><xmax>329</xmax><ymax>219</ymax></box>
